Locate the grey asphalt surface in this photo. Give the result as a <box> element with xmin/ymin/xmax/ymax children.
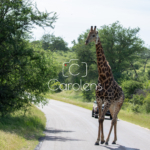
<box><xmin>36</xmin><ymin>99</ymin><xmax>150</xmax><ymax>150</ymax></box>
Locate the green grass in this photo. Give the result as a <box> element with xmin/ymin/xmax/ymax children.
<box><xmin>0</xmin><ymin>105</ymin><xmax>46</xmax><ymax>150</ymax></box>
<box><xmin>45</xmin><ymin>91</ymin><xmax>150</xmax><ymax>130</ymax></box>
<box><xmin>45</xmin><ymin>90</ymin><xmax>93</xmax><ymax>110</ymax></box>
<box><xmin>118</xmin><ymin>110</ymin><xmax>150</xmax><ymax>129</ymax></box>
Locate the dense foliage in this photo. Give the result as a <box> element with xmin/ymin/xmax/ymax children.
<box><xmin>0</xmin><ymin>0</ymin><xmax>58</xmax><ymax>116</ymax></box>
<box><xmin>41</xmin><ymin>34</ymin><xmax>69</xmax><ymax>51</ymax></box>
<box><xmin>71</xmin><ymin>21</ymin><xmax>147</xmax><ymax>80</ymax></box>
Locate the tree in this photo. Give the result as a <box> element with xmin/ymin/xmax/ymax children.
<box><xmin>41</xmin><ymin>34</ymin><xmax>69</xmax><ymax>51</ymax></box>
<box><xmin>98</xmin><ymin>21</ymin><xmax>145</xmax><ymax>79</ymax></box>
<box><xmin>0</xmin><ymin>0</ymin><xmax>58</xmax><ymax>116</ymax></box>
<box><xmin>71</xmin><ymin>32</ymin><xmax>98</xmax><ymax>83</ymax></box>
<box><xmin>72</xmin><ymin>21</ymin><xmax>146</xmax><ymax>81</ymax></box>
<box><xmin>139</xmin><ymin>48</ymin><xmax>150</xmax><ymax>72</ymax></box>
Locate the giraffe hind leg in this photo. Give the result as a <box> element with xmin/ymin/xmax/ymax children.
<box><xmin>112</xmin><ymin>95</ymin><xmax>124</xmax><ymax>144</ymax></box>
<box><xmin>105</xmin><ymin>111</ymin><xmax>118</xmax><ymax>145</ymax></box>
<box><xmin>109</xmin><ymin>103</ymin><xmax>117</xmax><ymax>144</ymax></box>
<box><xmin>112</xmin><ymin>120</ymin><xmax>117</xmax><ymax>144</ymax></box>
<box><xmin>105</xmin><ymin>95</ymin><xmax>124</xmax><ymax>145</ymax></box>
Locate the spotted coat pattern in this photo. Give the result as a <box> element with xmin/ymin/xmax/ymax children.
<box><xmin>95</xmin><ymin>39</ymin><xmax>123</xmax><ymax>104</ymax></box>
<box><xmin>85</xmin><ymin>26</ymin><xmax>124</xmax><ymax>145</ymax></box>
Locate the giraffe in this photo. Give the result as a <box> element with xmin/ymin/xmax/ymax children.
<box><xmin>85</xmin><ymin>26</ymin><xmax>124</xmax><ymax>145</ymax></box>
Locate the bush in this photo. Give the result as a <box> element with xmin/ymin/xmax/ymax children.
<box><xmin>82</xmin><ymin>90</ymin><xmax>94</xmax><ymax>102</ymax></box>
<box><xmin>131</xmin><ymin>104</ymin><xmax>140</xmax><ymax>113</ymax></box>
<box><xmin>130</xmin><ymin>94</ymin><xmax>144</xmax><ymax>105</ymax></box>
<box><xmin>50</xmin><ymin>82</ymin><xmax>63</xmax><ymax>93</ymax></box>
<box><xmin>147</xmin><ymin>70</ymin><xmax>150</xmax><ymax>80</ymax></box>
<box><xmin>144</xmin><ymin>94</ymin><xmax>150</xmax><ymax>113</ymax></box>
<box><xmin>121</xmin><ymin>80</ymin><xmax>143</xmax><ymax>98</ymax></box>
<box><xmin>121</xmin><ymin>102</ymin><xmax>130</xmax><ymax>110</ymax></box>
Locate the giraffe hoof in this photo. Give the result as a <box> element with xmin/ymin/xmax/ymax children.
<box><xmin>101</xmin><ymin>140</ymin><xmax>105</xmax><ymax>144</ymax></box>
<box><xmin>112</xmin><ymin>141</ymin><xmax>116</xmax><ymax>144</ymax></box>
<box><xmin>95</xmin><ymin>141</ymin><xmax>99</xmax><ymax>145</ymax></box>
<box><xmin>105</xmin><ymin>141</ymin><xmax>108</xmax><ymax>145</ymax></box>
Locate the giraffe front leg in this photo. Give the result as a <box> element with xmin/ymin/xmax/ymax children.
<box><xmin>100</xmin><ymin>119</ymin><xmax>105</xmax><ymax>144</ymax></box>
<box><xmin>95</xmin><ymin>100</ymin><xmax>102</xmax><ymax>145</ymax></box>
<box><xmin>95</xmin><ymin>116</ymin><xmax>105</xmax><ymax>145</ymax></box>
<box><xmin>100</xmin><ymin>102</ymin><xmax>111</xmax><ymax>145</ymax></box>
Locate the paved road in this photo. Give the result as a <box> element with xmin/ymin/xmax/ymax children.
<box><xmin>36</xmin><ymin>100</ymin><xmax>150</xmax><ymax>150</ymax></box>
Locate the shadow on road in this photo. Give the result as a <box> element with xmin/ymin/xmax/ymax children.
<box><xmin>44</xmin><ymin>128</ymin><xmax>74</xmax><ymax>134</ymax></box>
<box><xmin>38</xmin><ymin>128</ymin><xmax>83</xmax><ymax>142</ymax></box>
<box><xmin>101</xmin><ymin>144</ymin><xmax>140</xmax><ymax>150</ymax></box>
<box><xmin>44</xmin><ymin>136</ymin><xmax>83</xmax><ymax>142</ymax></box>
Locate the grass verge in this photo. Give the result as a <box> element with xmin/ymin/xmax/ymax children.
<box><xmin>118</xmin><ymin>110</ymin><xmax>150</xmax><ymax>129</ymax></box>
<box><xmin>45</xmin><ymin>91</ymin><xmax>93</xmax><ymax>110</ymax></box>
<box><xmin>0</xmin><ymin>105</ymin><xmax>46</xmax><ymax>150</ymax></box>
<box><xmin>45</xmin><ymin>91</ymin><xmax>150</xmax><ymax>130</ymax></box>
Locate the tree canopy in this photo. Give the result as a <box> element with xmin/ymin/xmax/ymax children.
<box><xmin>72</xmin><ymin>21</ymin><xmax>146</xmax><ymax>80</ymax></box>
<box><xmin>41</xmin><ymin>33</ymin><xmax>69</xmax><ymax>51</ymax></box>
<box><xmin>0</xmin><ymin>0</ymin><xmax>58</xmax><ymax>116</ymax></box>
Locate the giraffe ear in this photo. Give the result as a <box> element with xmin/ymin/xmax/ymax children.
<box><xmin>96</xmin><ymin>31</ymin><xmax>98</xmax><ymax>34</ymax></box>
<box><xmin>94</xmin><ymin>26</ymin><xmax>96</xmax><ymax>31</ymax></box>
<box><xmin>91</xmin><ymin>26</ymin><xmax>93</xmax><ymax>31</ymax></box>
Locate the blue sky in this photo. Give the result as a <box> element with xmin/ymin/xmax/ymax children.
<box><xmin>32</xmin><ymin>0</ymin><xmax>150</xmax><ymax>47</ymax></box>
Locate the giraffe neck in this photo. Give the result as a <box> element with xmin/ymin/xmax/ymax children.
<box><xmin>95</xmin><ymin>38</ymin><xmax>113</xmax><ymax>84</ymax></box>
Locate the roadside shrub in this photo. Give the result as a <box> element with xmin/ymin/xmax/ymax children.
<box><xmin>131</xmin><ymin>104</ymin><xmax>140</xmax><ymax>113</ymax></box>
<box><xmin>82</xmin><ymin>90</ymin><xmax>94</xmax><ymax>102</ymax></box>
<box><xmin>121</xmin><ymin>102</ymin><xmax>130</xmax><ymax>110</ymax></box>
<box><xmin>147</xmin><ymin>70</ymin><xmax>150</xmax><ymax>80</ymax></box>
<box><xmin>130</xmin><ymin>94</ymin><xmax>144</xmax><ymax>105</ymax></box>
<box><xmin>143</xmin><ymin>80</ymin><xmax>150</xmax><ymax>89</ymax></box>
<box><xmin>144</xmin><ymin>94</ymin><xmax>150</xmax><ymax>113</ymax></box>
<box><xmin>50</xmin><ymin>82</ymin><xmax>63</xmax><ymax>93</ymax></box>
<box><xmin>125</xmin><ymin>103</ymin><xmax>133</xmax><ymax>112</ymax></box>
<box><xmin>121</xmin><ymin>80</ymin><xmax>143</xmax><ymax>98</ymax></box>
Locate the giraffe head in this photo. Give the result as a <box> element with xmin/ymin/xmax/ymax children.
<box><xmin>85</xmin><ymin>26</ymin><xmax>99</xmax><ymax>45</ymax></box>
